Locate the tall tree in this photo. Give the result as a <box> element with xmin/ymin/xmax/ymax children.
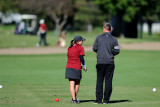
<box><xmin>138</xmin><ymin>0</ymin><xmax>160</xmax><ymax>36</ymax></box>
<box><xmin>94</xmin><ymin>0</ymin><xmax>160</xmax><ymax>38</ymax></box>
<box><xmin>74</xmin><ymin>0</ymin><xmax>105</xmax><ymax>30</ymax></box>
<box><xmin>0</xmin><ymin>0</ymin><xmax>19</xmax><ymax>13</ymax></box>
<box><xmin>18</xmin><ymin>0</ymin><xmax>74</xmax><ymax>37</ymax></box>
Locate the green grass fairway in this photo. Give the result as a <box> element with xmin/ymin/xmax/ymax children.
<box><xmin>1</xmin><ymin>25</ymin><xmax>160</xmax><ymax>48</ymax></box>
<box><xmin>0</xmin><ymin>50</ymin><xmax>160</xmax><ymax>107</ymax></box>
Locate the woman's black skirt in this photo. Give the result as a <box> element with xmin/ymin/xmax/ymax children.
<box><xmin>65</xmin><ymin>68</ymin><xmax>82</xmax><ymax>80</ymax></box>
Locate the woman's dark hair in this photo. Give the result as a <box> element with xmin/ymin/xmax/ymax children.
<box><xmin>69</xmin><ymin>39</ymin><xmax>75</xmax><ymax>48</ymax></box>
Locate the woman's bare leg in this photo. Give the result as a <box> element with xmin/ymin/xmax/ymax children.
<box><xmin>69</xmin><ymin>79</ymin><xmax>76</xmax><ymax>100</ymax></box>
<box><xmin>75</xmin><ymin>79</ymin><xmax>80</xmax><ymax>98</ymax></box>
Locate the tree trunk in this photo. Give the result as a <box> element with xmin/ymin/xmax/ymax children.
<box><xmin>139</xmin><ymin>18</ymin><xmax>144</xmax><ymax>39</ymax></box>
<box><xmin>111</xmin><ymin>12</ymin><xmax>123</xmax><ymax>37</ymax></box>
<box><xmin>51</xmin><ymin>11</ymin><xmax>68</xmax><ymax>37</ymax></box>
<box><xmin>147</xmin><ymin>19</ymin><xmax>152</xmax><ymax>36</ymax></box>
<box><xmin>123</xmin><ymin>17</ymin><xmax>138</xmax><ymax>38</ymax></box>
<box><xmin>140</xmin><ymin>22</ymin><xmax>143</xmax><ymax>39</ymax></box>
<box><xmin>56</xmin><ymin>25</ymin><xmax>62</xmax><ymax>37</ymax></box>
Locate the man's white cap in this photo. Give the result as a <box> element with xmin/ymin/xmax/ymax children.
<box><xmin>39</xmin><ymin>19</ymin><xmax>45</xmax><ymax>24</ymax></box>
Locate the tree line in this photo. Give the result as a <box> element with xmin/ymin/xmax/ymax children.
<box><xmin>0</xmin><ymin>0</ymin><xmax>160</xmax><ymax>37</ymax></box>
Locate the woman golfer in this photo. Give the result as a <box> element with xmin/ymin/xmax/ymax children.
<box><xmin>65</xmin><ymin>35</ymin><xmax>87</xmax><ymax>104</ymax></box>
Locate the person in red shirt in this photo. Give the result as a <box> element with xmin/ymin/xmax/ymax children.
<box><xmin>38</xmin><ymin>19</ymin><xmax>48</xmax><ymax>46</ymax></box>
<box><xmin>65</xmin><ymin>35</ymin><xmax>87</xmax><ymax>104</ymax></box>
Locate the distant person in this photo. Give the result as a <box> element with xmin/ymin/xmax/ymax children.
<box><xmin>87</xmin><ymin>23</ymin><xmax>92</xmax><ymax>33</ymax></box>
<box><xmin>56</xmin><ymin>32</ymin><xmax>66</xmax><ymax>47</ymax></box>
<box><xmin>38</xmin><ymin>19</ymin><xmax>48</xmax><ymax>46</ymax></box>
<box><xmin>65</xmin><ymin>36</ymin><xmax>87</xmax><ymax>104</ymax></box>
<box><xmin>14</xmin><ymin>23</ymin><xmax>20</xmax><ymax>34</ymax></box>
<box><xmin>14</xmin><ymin>21</ymin><xmax>26</xmax><ymax>34</ymax></box>
<box><xmin>19</xmin><ymin>21</ymin><xmax>25</xmax><ymax>34</ymax></box>
<box><xmin>31</xmin><ymin>19</ymin><xmax>37</xmax><ymax>34</ymax></box>
<box><xmin>93</xmin><ymin>23</ymin><xmax>120</xmax><ymax>104</ymax></box>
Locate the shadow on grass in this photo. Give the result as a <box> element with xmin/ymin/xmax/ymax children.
<box><xmin>80</xmin><ymin>100</ymin><xmax>132</xmax><ymax>103</ymax></box>
<box><xmin>109</xmin><ymin>100</ymin><xmax>132</xmax><ymax>103</ymax></box>
<box><xmin>80</xmin><ymin>100</ymin><xmax>95</xmax><ymax>103</ymax></box>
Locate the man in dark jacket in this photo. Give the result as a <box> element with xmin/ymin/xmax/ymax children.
<box><xmin>93</xmin><ymin>23</ymin><xmax>120</xmax><ymax>104</ymax></box>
